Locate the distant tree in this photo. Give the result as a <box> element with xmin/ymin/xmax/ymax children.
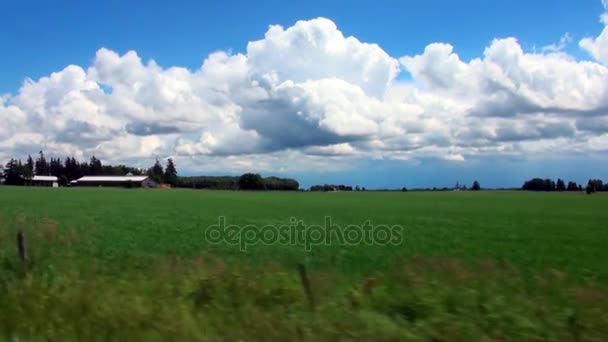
<box><xmin>163</xmin><ymin>158</ymin><xmax>178</xmax><ymax>186</ymax></box>
<box><xmin>309</xmin><ymin>184</ymin><xmax>354</xmax><ymax>191</ymax></box>
<box><xmin>284</xmin><ymin>178</ymin><xmax>300</xmax><ymax>191</ymax></box>
<box><xmin>17</xmin><ymin>159</ymin><xmax>24</xmax><ymax>173</ymax></box>
<box><xmin>148</xmin><ymin>159</ymin><xmax>164</xmax><ymax>183</ymax></box>
<box><xmin>556</xmin><ymin>179</ymin><xmax>566</xmax><ymax>191</ymax></box>
<box><xmin>24</xmin><ymin>155</ymin><xmax>34</xmax><ymax>180</ymax></box>
<box><xmin>238</xmin><ymin>173</ymin><xmax>265</xmax><ymax>190</ymax></box>
<box><xmin>89</xmin><ymin>156</ymin><xmax>103</xmax><ymax>175</ymax></box>
<box><xmin>176</xmin><ymin>175</ymin><xmax>299</xmax><ymax>191</ymax></box>
<box><xmin>3</xmin><ymin>159</ymin><xmax>25</xmax><ymax>185</ymax></box>
<box><xmin>522</xmin><ymin>178</ymin><xmax>557</xmax><ymax>191</ymax></box>
<box><xmin>402</xmin><ymin>187</ymin><xmax>408</xmax><ymax>192</ymax></box>
<box><xmin>546</xmin><ymin>179</ymin><xmax>556</xmax><ymax>191</ymax></box>
<box><xmin>586</xmin><ymin>179</ymin><xmax>604</xmax><ymax>194</ymax></box>
<box><xmin>49</xmin><ymin>158</ymin><xmax>65</xmax><ymax>184</ymax></box>
<box><xmin>566</xmin><ymin>181</ymin><xmax>579</xmax><ymax>191</ymax></box>
<box><xmin>263</xmin><ymin>176</ymin><xmax>299</xmax><ymax>191</ymax></box>
<box><xmin>178</xmin><ymin>176</ymin><xmax>239</xmax><ymax>190</ymax></box>
<box><xmin>64</xmin><ymin>157</ymin><xmax>81</xmax><ymax>181</ymax></box>
<box><xmin>17</xmin><ymin>159</ymin><xmax>26</xmax><ymax>184</ymax></box>
<box><xmin>593</xmin><ymin>179</ymin><xmax>604</xmax><ymax>191</ymax></box>
<box><xmin>355</xmin><ymin>185</ymin><xmax>361</xmax><ymax>191</ymax></box>
<box><xmin>35</xmin><ymin>151</ymin><xmax>49</xmax><ymax>176</ymax></box>
<box><xmin>472</xmin><ymin>180</ymin><xmax>481</xmax><ymax>191</ymax></box>
<box><xmin>79</xmin><ymin>161</ymin><xmax>89</xmax><ymax>176</ymax></box>
<box><xmin>586</xmin><ymin>183</ymin><xmax>595</xmax><ymax>195</ymax></box>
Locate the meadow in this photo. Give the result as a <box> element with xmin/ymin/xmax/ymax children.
<box><xmin>0</xmin><ymin>187</ymin><xmax>607</xmax><ymax>340</ymax></box>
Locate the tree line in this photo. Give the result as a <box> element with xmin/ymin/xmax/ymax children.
<box><xmin>309</xmin><ymin>180</ymin><xmax>482</xmax><ymax>192</ymax></box>
<box><xmin>1</xmin><ymin>153</ymin><xmax>299</xmax><ymax>191</ymax></box>
<box><xmin>521</xmin><ymin>178</ymin><xmax>608</xmax><ymax>194</ymax></box>
<box><xmin>1</xmin><ymin>151</ymin><xmax>178</xmax><ymax>186</ymax></box>
<box><xmin>177</xmin><ymin>173</ymin><xmax>299</xmax><ymax>191</ymax></box>
<box><xmin>310</xmin><ymin>184</ymin><xmax>354</xmax><ymax>191</ymax></box>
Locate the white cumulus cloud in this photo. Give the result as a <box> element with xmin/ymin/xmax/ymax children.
<box><xmin>580</xmin><ymin>1</ymin><xmax>608</xmax><ymax>64</ymax></box>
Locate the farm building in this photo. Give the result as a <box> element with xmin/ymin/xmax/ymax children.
<box><xmin>31</xmin><ymin>175</ymin><xmax>59</xmax><ymax>187</ymax></box>
<box><xmin>71</xmin><ymin>175</ymin><xmax>158</xmax><ymax>188</ymax></box>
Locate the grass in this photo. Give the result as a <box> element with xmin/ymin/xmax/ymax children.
<box><xmin>0</xmin><ymin>187</ymin><xmax>607</xmax><ymax>340</ymax></box>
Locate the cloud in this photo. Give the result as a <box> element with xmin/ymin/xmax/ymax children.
<box><xmin>542</xmin><ymin>32</ymin><xmax>573</xmax><ymax>53</ymax></box>
<box><xmin>443</xmin><ymin>154</ymin><xmax>465</xmax><ymax>162</ymax></box>
<box><xmin>580</xmin><ymin>1</ymin><xmax>608</xmax><ymax>64</ymax></box>
<box><xmin>402</xmin><ymin>38</ymin><xmax>608</xmax><ymax>118</ymax></box>
<box><xmin>246</xmin><ymin>18</ymin><xmax>400</xmax><ymax>98</ymax></box>
<box><xmin>305</xmin><ymin>143</ymin><xmax>357</xmax><ymax>156</ymax></box>
<box><xmin>2</xmin><ymin>12</ymin><xmax>608</xmax><ymax>173</ymax></box>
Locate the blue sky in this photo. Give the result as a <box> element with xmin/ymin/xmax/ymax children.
<box><xmin>1</xmin><ymin>0</ymin><xmax>602</xmax><ymax>93</ymax></box>
<box><xmin>1</xmin><ymin>0</ymin><xmax>608</xmax><ymax>188</ymax></box>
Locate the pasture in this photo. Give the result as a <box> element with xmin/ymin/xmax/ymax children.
<box><xmin>0</xmin><ymin>187</ymin><xmax>607</xmax><ymax>340</ymax></box>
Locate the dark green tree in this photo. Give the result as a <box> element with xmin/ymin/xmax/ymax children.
<box><xmin>586</xmin><ymin>179</ymin><xmax>605</xmax><ymax>194</ymax></box>
<box><xmin>546</xmin><ymin>179</ymin><xmax>556</xmax><ymax>191</ymax></box>
<box><xmin>522</xmin><ymin>178</ymin><xmax>557</xmax><ymax>191</ymax></box>
<box><xmin>556</xmin><ymin>179</ymin><xmax>566</xmax><ymax>191</ymax></box>
<box><xmin>593</xmin><ymin>179</ymin><xmax>604</xmax><ymax>191</ymax></box>
<box><xmin>177</xmin><ymin>176</ymin><xmax>239</xmax><ymax>190</ymax></box>
<box><xmin>566</xmin><ymin>181</ymin><xmax>579</xmax><ymax>191</ymax></box>
<box><xmin>64</xmin><ymin>157</ymin><xmax>81</xmax><ymax>181</ymax></box>
<box><xmin>163</xmin><ymin>158</ymin><xmax>178</xmax><ymax>186</ymax></box>
<box><xmin>263</xmin><ymin>176</ymin><xmax>299</xmax><ymax>190</ymax></box>
<box><xmin>50</xmin><ymin>158</ymin><xmax>65</xmax><ymax>184</ymax></box>
<box><xmin>35</xmin><ymin>151</ymin><xmax>49</xmax><ymax>175</ymax></box>
<box><xmin>148</xmin><ymin>159</ymin><xmax>164</xmax><ymax>183</ymax></box>
<box><xmin>3</xmin><ymin>159</ymin><xmax>25</xmax><ymax>185</ymax></box>
<box><xmin>24</xmin><ymin>155</ymin><xmax>34</xmax><ymax>180</ymax></box>
<box><xmin>79</xmin><ymin>161</ymin><xmax>89</xmax><ymax>175</ymax></box>
<box><xmin>471</xmin><ymin>180</ymin><xmax>481</xmax><ymax>191</ymax></box>
<box><xmin>89</xmin><ymin>156</ymin><xmax>102</xmax><ymax>175</ymax></box>
<box><xmin>238</xmin><ymin>173</ymin><xmax>265</xmax><ymax>190</ymax></box>
<box><xmin>586</xmin><ymin>179</ymin><xmax>597</xmax><ymax>194</ymax></box>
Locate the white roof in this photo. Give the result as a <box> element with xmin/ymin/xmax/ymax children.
<box><xmin>76</xmin><ymin>176</ymin><xmax>149</xmax><ymax>182</ymax></box>
<box><xmin>32</xmin><ymin>175</ymin><xmax>58</xmax><ymax>182</ymax></box>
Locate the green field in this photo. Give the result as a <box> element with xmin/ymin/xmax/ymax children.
<box><xmin>1</xmin><ymin>187</ymin><xmax>607</xmax><ymax>340</ymax></box>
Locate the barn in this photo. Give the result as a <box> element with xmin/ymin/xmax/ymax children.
<box><xmin>72</xmin><ymin>175</ymin><xmax>158</xmax><ymax>188</ymax></box>
<box><xmin>31</xmin><ymin>175</ymin><xmax>59</xmax><ymax>187</ymax></box>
